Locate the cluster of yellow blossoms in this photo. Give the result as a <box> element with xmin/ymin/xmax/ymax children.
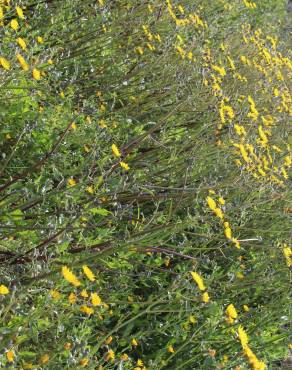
<box><xmin>0</xmin><ymin>3</ymin><xmax>43</xmax><ymax>80</ymax></box>
<box><xmin>206</xmin><ymin>191</ymin><xmax>241</xmax><ymax>249</ymax></box>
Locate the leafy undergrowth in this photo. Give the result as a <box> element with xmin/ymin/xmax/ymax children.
<box><xmin>0</xmin><ymin>0</ymin><xmax>291</xmax><ymax>369</ymax></box>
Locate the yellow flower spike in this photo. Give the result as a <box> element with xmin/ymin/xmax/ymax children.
<box><xmin>190</xmin><ymin>271</ymin><xmax>206</xmax><ymax>291</ymax></box>
<box><xmin>202</xmin><ymin>292</ymin><xmax>210</xmax><ymax>303</ymax></box>
<box><xmin>10</xmin><ymin>18</ymin><xmax>19</xmax><ymax>30</ymax></box>
<box><xmin>32</xmin><ymin>68</ymin><xmax>41</xmax><ymax>80</ymax></box>
<box><xmin>167</xmin><ymin>345</ymin><xmax>174</xmax><ymax>353</ymax></box>
<box><xmin>214</xmin><ymin>208</ymin><xmax>224</xmax><ymax>219</ymax></box>
<box><xmin>80</xmin><ymin>305</ymin><xmax>94</xmax><ymax>315</ymax></box>
<box><xmin>232</xmin><ymin>238</ymin><xmax>241</xmax><ymax>249</ymax></box>
<box><xmin>6</xmin><ymin>350</ymin><xmax>14</xmax><ymax>362</ymax></box>
<box><xmin>237</xmin><ymin>325</ymin><xmax>248</xmax><ymax>347</ymax></box>
<box><xmin>82</xmin><ymin>265</ymin><xmax>95</xmax><ymax>281</ymax></box>
<box><xmin>224</xmin><ymin>226</ymin><xmax>232</xmax><ymax>240</ymax></box>
<box><xmin>68</xmin><ymin>292</ymin><xmax>77</xmax><ymax>304</ymax></box>
<box><xmin>40</xmin><ymin>354</ymin><xmax>50</xmax><ymax>365</ymax></box>
<box><xmin>17</xmin><ymin>37</ymin><xmax>27</xmax><ymax>51</ymax></box>
<box><xmin>0</xmin><ymin>57</ymin><xmax>10</xmax><ymax>70</ymax></box>
<box><xmin>0</xmin><ymin>284</ymin><xmax>9</xmax><ymax>294</ymax></box>
<box><xmin>120</xmin><ymin>161</ymin><xmax>130</xmax><ymax>170</ymax></box>
<box><xmin>68</xmin><ymin>178</ymin><xmax>76</xmax><ymax>187</ymax></box>
<box><xmin>111</xmin><ymin>143</ymin><xmax>121</xmax><ymax>157</ymax></box>
<box><xmin>62</xmin><ymin>266</ymin><xmax>81</xmax><ymax>287</ymax></box>
<box><xmin>212</xmin><ymin>65</ymin><xmax>226</xmax><ymax>77</ymax></box>
<box><xmin>283</xmin><ymin>246</ymin><xmax>292</xmax><ymax>267</ymax></box>
<box><xmin>206</xmin><ymin>196</ymin><xmax>217</xmax><ymax>211</ymax></box>
<box><xmin>16</xmin><ymin>54</ymin><xmax>29</xmax><ymax>71</ymax></box>
<box><xmin>131</xmin><ymin>338</ymin><xmax>138</xmax><ymax>346</ymax></box>
<box><xmin>226</xmin><ymin>304</ymin><xmax>238</xmax><ymax>320</ymax></box>
<box><xmin>16</xmin><ymin>6</ymin><xmax>24</xmax><ymax>19</ymax></box>
<box><xmin>91</xmin><ymin>292</ymin><xmax>102</xmax><ymax>306</ymax></box>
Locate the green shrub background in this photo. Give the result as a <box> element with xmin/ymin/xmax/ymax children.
<box><xmin>0</xmin><ymin>0</ymin><xmax>291</xmax><ymax>369</ymax></box>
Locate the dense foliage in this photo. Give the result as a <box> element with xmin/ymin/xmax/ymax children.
<box><xmin>0</xmin><ymin>0</ymin><xmax>291</xmax><ymax>369</ymax></box>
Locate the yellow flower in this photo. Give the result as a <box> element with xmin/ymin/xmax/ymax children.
<box><xmin>82</xmin><ymin>265</ymin><xmax>95</xmax><ymax>281</ymax></box>
<box><xmin>105</xmin><ymin>349</ymin><xmax>115</xmax><ymax>361</ymax></box>
<box><xmin>189</xmin><ymin>315</ymin><xmax>196</xmax><ymax>324</ymax></box>
<box><xmin>218</xmin><ymin>197</ymin><xmax>225</xmax><ymax>205</ymax></box>
<box><xmin>243</xmin><ymin>304</ymin><xmax>250</xmax><ymax>312</ymax></box>
<box><xmin>16</xmin><ymin>6</ymin><xmax>24</xmax><ymax>19</ymax></box>
<box><xmin>238</xmin><ymin>325</ymin><xmax>248</xmax><ymax>347</ymax></box>
<box><xmin>226</xmin><ymin>304</ymin><xmax>238</xmax><ymax>319</ymax></box>
<box><xmin>224</xmin><ymin>226</ymin><xmax>232</xmax><ymax>240</ymax></box>
<box><xmin>64</xmin><ymin>342</ymin><xmax>72</xmax><ymax>350</ymax></box>
<box><xmin>37</xmin><ymin>36</ymin><xmax>44</xmax><ymax>44</ymax></box>
<box><xmin>105</xmin><ymin>336</ymin><xmax>113</xmax><ymax>345</ymax></box>
<box><xmin>71</xmin><ymin>122</ymin><xmax>77</xmax><ymax>131</ymax></box>
<box><xmin>10</xmin><ymin>18</ymin><xmax>19</xmax><ymax>31</ymax></box>
<box><xmin>80</xmin><ymin>289</ymin><xmax>89</xmax><ymax>298</ymax></box>
<box><xmin>111</xmin><ymin>144</ymin><xmax>121</xmax><ymax>157</ymax></box>
<box><xmin>80</xmin><ymin>358</ymin><xmax>89</xmax><ymax>367</ymax></box>
<box><xmin>202</xmin><ymin>292</ymin><xmax>210</xmax><ymax>303</ymax></box>
<box><xmin>232</xmin><ymin>238</ymin><xmax>241</xmax><ymax>249</ymax></box>
<box><xmin>50</xmin><ymin>289</ymin><xmax>61</xmax><ymax>300</ymax></box>
<box><xmin>236</xmin><ymin>272</ymin><xmax>244</xmax><ymax>279</ymax></box>
<box><xmin>120</xmin><ymin>161</ymin><xmax>130</xmax><ymax>170</ymax></box>
<box><xmin>6</xmin><ymin>350</ymin><xmax>14</xmax><ymax>362</ymax></box>
<box><xmin>86</xmin><ymin>186</ymin><xmax>94</xmax><ymax>194</ymax></box>
<box><xmin>16</xmin><ymin>54</ymin><xmax>29</xmax><ymax>71</ymax></box>
<box><xmin>167</xmin><ymin>345</ymin><xmax>174</xmax><ymax>353</ymax></box>
<box><xmin>0</xmin><ymin>57</ymin><xmax>10</xmax><ymax>70</ymax></box>
<box><xmin>40</xmin><ymin>354</ymin><xmax>50</xmax><ymax>365</ymax></box>
<box><xmin>68</xmin><ymin>292</ymin><xmax>77</xmax><ymax>304</ymax></box>
<box><xmin>68</xmin><ymin>178</ymin><xmax>76</xmax><ymax>187</ymax></box>
<box><xmin>206</xmin><ymin>196</ymin><xmax>217</xmax><ymax>211</ymax></box>
<box><xmin>62</xmin><ymin>266</ymin><xmax>81</xmax><ymax>287</ymax></box>
<box><xmin>131</xmin><ymin>338</ymin><xmax>138</xmax><ymax>346</ymax></box>
<box><xmin>0</xmin><ymin>284</ymin><xmax>9</xmax><ymax>295</ymax></box>
<box><xmin>283</xmin><ymin>246</ymin><xmax>292</xmax><ymax>267</ymax></box>
<box><xmin>121</xmin><ymin>353</ymin><xmax>129</xmax><ymax>361</ymax></box>
<box><xmin>32</xmin><ymin>68</ymin><xmax>41</xmax><ymax>80</ymax></box>
<box><xmin>91</xmin><ymin>292</ymin><xmax>102</xmax><ymax>306</ymax></box>
<box><xmin>137</xmin><ymin>359</ymin><xmax>143</xmax><ymax>366</ymax></box>
<box><xmin>84</xmin><ymin>145</ymin><xmax>90</xmax><ymax>153</ymax></box>
<box><xmin>214</xmin><ymin>208</ymin><xmax>224</xmax><ymax>219</ymax></box>
<box><xmin>80</xmin><ymin>305</ymin><xmax>94</xmax><ymax>315</ymax></box>
<box><xmin>190</xmin><ymin>271</ymin><xmax>206</xmax><ymax>291</ymax></box>
<box><xmin>212</xmin><ymin>65</ymin><xmax>226</xmax><ymax>77</ymax></box>
<box><xmin>17</xmin><ymin>37</ymin><xmax>27</xmax><ymax>51</ymax></box>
